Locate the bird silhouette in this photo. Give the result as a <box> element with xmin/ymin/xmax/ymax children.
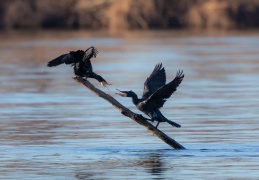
<box><xmin>116</xmin><ymin>63</ymin><xmax>184</xmax><ymax>128</ymax></box>
<box><xmin>47</xmin><ymin>46</ymin><xmax>111</xmax><ymax>89</ymax></box>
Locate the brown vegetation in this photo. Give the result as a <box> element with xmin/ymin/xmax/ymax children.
<box><xmin>1</xmin><ymin>0</ymin><xmax>259</xmax><ymax>31</ymax></box>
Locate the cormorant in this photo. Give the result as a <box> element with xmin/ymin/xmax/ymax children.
<box><xmin>116</xmin><ymin>63</ymin><xmax>184</xmax><ymax>128</ymax></box>
<box><xmin>47</xmin><ymin>46</ymin><xmax>111</xmax><ymax>89</ymax></box>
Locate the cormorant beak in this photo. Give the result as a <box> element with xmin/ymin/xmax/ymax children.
<box><xmin>115</xmin><ymin>89</ymin><xmax>127</xmax><ymax>97</ymax></box>
<box><xmin>100</xmin><ymin>81</ymin><xmax>112</xmax><ymax>90</ymax></box>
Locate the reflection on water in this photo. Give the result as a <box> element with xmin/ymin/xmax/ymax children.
<box><xmin>138</xmin><ymin>152</ymin><xmax>165</xmax><ymax>176</ymax></box>
<box><xmin>0</xmin><ymin>31</ymin><xmax>259</xmax><ymax>179</ymax></box>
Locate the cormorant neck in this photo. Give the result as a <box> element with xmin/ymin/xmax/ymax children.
<box><xmin>130</xmin><ymin>92</ymin><xmax>140</xmax><ymax>105</ymax></box>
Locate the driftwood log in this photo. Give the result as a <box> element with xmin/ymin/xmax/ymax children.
<box><xmin>74</xmin><ymin>76</ymin><xmax>185</xmax><ymax>150</ymax></box>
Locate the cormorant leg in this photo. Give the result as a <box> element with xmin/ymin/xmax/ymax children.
<box><xmin>155</xmin><ymin>122</ymin><xmax>160</xmax><ymax>128</ymax></box>
<box><xmin>150</xmin><ymin>112</ymin><xmax>157</xmax><ymax>122</ymax></box>
<box><xmin>150</xmin><ymin>117</ymin><xmax>156</xmax><ymax>122</ymax></box>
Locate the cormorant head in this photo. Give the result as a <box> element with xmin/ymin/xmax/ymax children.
<box><xmin>116</xmin><ymin>89</ymin><xmax>135</xmax><ymax>97</ymax></box>
<box><xmin>100</xmin><ymin>81</ymin><xmax>112</xmax><ymax>90</ymax></box>
<box><xmin>90</xmin><ymin>73</ymin><xmax>111</xmax><ymax>90</ymax></box>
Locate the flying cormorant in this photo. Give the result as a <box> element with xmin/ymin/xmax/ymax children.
<box><xmin>47</xmin><ymin>46</ymin><xmax>111</xmax><ymax>89</ymax></box>
<box><xmin>116</xmin><ymin>63</ymin><xmax>184</xmax><ymax>128</ymax></box>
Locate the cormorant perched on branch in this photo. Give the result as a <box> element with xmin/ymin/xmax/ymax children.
<box><xmin>47</xmin><ymin>46</ymin><xmax>111</xmax><ymax>89</ymax></box>
<box><xmin>116</xmin><ymin>63</ymin><xmax>184</xmax><ymax>128</ymax></box>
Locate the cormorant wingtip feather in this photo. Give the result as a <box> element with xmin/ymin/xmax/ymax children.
<box><xmin>158</xmin><ymin>63</ymin><xmax>162</xmax><ymax>69</ymax></box>
<box><xmin>154</xmin><ymin>63</ymin><xmax>163</xmax><ymax>72</ymax></box>
<box><xmin>176</xmin><ymin>70</ymin><xmax>184</xmax><ymax>77</ymax></box>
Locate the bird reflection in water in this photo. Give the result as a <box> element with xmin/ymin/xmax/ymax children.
<box><xmin>137</xmin><ymin>152</ymin><xmax>166</xmax><ymax>178</ymax></box>
<box><xmin>75</xmin><ymin>172</ymin><xmax>94</xmax><ymax>180</ymax></box>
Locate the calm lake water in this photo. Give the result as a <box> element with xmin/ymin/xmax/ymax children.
<box><xmin>0</xmin><ymin>31</ymin><xmax>259</xmax><ymax>179</ymax></box>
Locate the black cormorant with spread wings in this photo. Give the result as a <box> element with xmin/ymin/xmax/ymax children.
<box><xmin>47</xmin><ymin>46</ymin><xmax>111</xmax><ymax>89</ymax></box>
<box><xmin>116</xmin><ymin>63</ymin><xmax>184</xmax><ymax>128</ymax></box>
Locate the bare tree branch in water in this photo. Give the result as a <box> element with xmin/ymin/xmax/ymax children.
<box><xmin>73</xmin><ymin>76</ymin><xmax>185</xmax><ymax>150</ymax></box>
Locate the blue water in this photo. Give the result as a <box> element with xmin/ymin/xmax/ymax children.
<box><xmin>0</xmin><ymin>31</ymin><xmax>259</xmax><ymax>179</ymax></box>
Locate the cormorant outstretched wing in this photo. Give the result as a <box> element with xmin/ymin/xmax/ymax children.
<box><xmin>142</xmin><ymin>63</ymin><xmax>166</xmax><ymax>99</ymax></box>
<box><xmin>47</xmin><ymin>53</ymin><xmax>74</xmax><ymax>67</ymax></box>
<box><xmin>47</xmin><ymin>54</ymin><xmax>67</xmax><ymax>67</ymax></box>
<box><xmin>82</xmin><ymin>46</ymin><xmax>99</xmax><ymax>72</ymax></box>
<box><xmin>146</xmin><ymin>70</ymin><xmax>184</xmax><ymax>109</ymax></box>
<box><xmin>83</xmin><ymin>46</ymin><xmax>98</xmax><ymax>62</ymax></box>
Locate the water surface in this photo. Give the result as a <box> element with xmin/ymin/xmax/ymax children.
<box><xmin>0</xmin><ymin>31</ymin><xmax>259</xmax><ymax>179</ymax></box>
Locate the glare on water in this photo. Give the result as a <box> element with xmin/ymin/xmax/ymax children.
<box><xmin>0</xmin><ymin>31</ymin><xmax>259</xmax><ymax>179</ymax></box>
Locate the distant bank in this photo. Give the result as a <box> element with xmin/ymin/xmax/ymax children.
<box><xmin>1</xmin><ymin>0</ymin><xmax>259</xmax><ymax>31</ymax></box>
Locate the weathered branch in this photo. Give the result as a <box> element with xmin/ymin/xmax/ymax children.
<box><xmin>74</xmin><ymin>76</ymin><xmax>185</xmax><ymax>150</ymax></box>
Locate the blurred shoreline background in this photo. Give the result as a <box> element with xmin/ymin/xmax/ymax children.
<box><xmin>1</xmin><ymin>0</ymin><xmax>259</xmax><ymax>33</ymax></box>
